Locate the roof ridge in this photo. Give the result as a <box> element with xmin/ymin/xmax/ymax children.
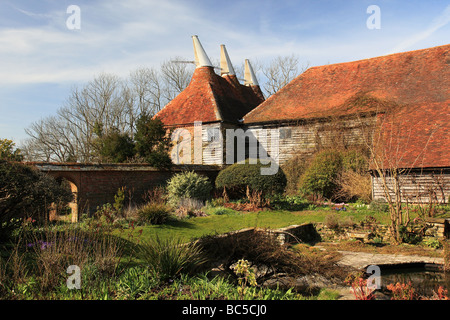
<box><xmin>307</xmin><ymin>43</ymin><xmax>450</xmax><ymax>71</ymax></box>
<box><xmin>244</xmin><ymin>43</ymin><xmax>449</xmax><ymax>124</ymax></box>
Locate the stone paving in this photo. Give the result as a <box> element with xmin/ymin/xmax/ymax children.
<box><xmin>336</xmin><ymin>250</ymin><xmax>444</xmax><ymax>270</ymax></box>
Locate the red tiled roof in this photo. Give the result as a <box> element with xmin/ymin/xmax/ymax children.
<box><xmin>375</xmin><ymin>101</ymin><xmax>450</xmax><ymax>169</ymax></box>
<box><xmin>244</xmin><ymin>44</ymin><xmax>450</xmax><ymax>123</ymax></box>
<box><xmin>155</xmin><ymin>66</ymin><xmax>264</xmax><ymax>126</ymax></box>
<box><xmin>243</xmin><ymin>44</ymin><xmax>449</xmax><ymax>169</ymax></box>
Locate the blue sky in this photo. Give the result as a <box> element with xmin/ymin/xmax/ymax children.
<box><xmin>0</xmin><ymin>0</ymin><xmax>449</xmax><ymax>144</ymax></box>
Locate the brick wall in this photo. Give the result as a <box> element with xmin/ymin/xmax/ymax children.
<box><xmin>32</xmin><ymin>163</ymin><xmax>220</xmax><ymax>221</ymax></box>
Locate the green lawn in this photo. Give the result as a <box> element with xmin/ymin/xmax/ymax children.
<box><xmin>114</xmin><ymin>205</ymin><xmax>391</xmax><ymax>244</ymax></box>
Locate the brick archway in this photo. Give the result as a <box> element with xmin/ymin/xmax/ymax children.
<box><xmin>50</xmin><ymin>174</ymin><xmax>81</xmax><ymax>222</ymax></box>
<box><xmin>65</xmin><ymin>179</ymin><xmax>79</xmax><ymax>222</ymax></box>
<box><xmin>29</xmin><ymin>162</ymin><xmax>220</xmax><ymax>222</ymax></box>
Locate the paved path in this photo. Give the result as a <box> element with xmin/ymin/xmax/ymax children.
<box><xmin>337</xmin><ymin>250</ymin><xmax>444</xmax><ymax>270</ymax></box>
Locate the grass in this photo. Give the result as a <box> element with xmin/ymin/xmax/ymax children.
<box><xmin>114</xmin><ymin>204</ymin><xmax>393</xmax><ymax>244</ymax></box>
<box><xmin>115</xmin><ymin>209</ymin><xmax>323</xmax><ymax>244</ymax></box>
<box><xmin>2</xmin><ymin>198</ymin><xmax>448</xmax><ymax>301</ymax></box>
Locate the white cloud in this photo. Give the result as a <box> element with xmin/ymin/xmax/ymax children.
<box><xmin>388</xmin><ymin>5</ymin><xmax>450</xmax><ymax>54</ymax></box>
<box><xmin>11</xmin><ymin>4</ymin><xmax>53</xmax><ymax>20</ymax></box>
<box><xmin>0</xmin><ymin>0</ymin><xmax>207</xmax><ymax>85</ymax></box>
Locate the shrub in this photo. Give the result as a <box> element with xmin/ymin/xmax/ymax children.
<box><xmin>134</xmin><ymin>114</ymin><xmax>172</xmax><ymax>169</ymax></box>
<box><xmin>398</xmin><ymin>225</ymin><xmax>423</xmax><ymax>245</ymax></box>
<box><xmin>137</xmin><ymin>203</ymin><xmax>172</xmax><ymax>225</ymax></box>
<box><xmin>386</xmin><ymin>281</ymin><xmax>416</xmax><ymax>300</ymax></box>
<box><xmin>95</xmin><ymin>203</ymin><xmax>118</xmax><ymax>227</ymax></box>
<box><xmin>336</xmin><ymin>170</ymin><xmax>372</xmax><ymax>203</ymax></box>
<box><xmin>336</xmin><ymin>149</ymin><xmax>371</xmax><ymax>202</ymax></box>
<box><xmin>94</xmin><ymin>129</ymin><xmax>135</xmax><ymax>163</ymax></box>
<box><xmin>281</xmin><ymin>155</ymin><xmax>308</xmax><ymax>195</ymax></box>
<box><xmin>166</xmin><ymin>171</ymin><xmax>212</xmax><ymax>206</ymax></box>
<box><xmin>341</xmin><ymin>149</ymin><xmax>368</xmax><ymax>173</ymax></box>
<box><xmin>423</xmin><ymin>237</ymin><xmax>442</xmax><ymax>249</ymax></box>
<box><xmin>324</xmin><ymin>213</ymin><xmax>340</xmax><ymax>230</ymax></box>
<box><xmin>209</xmin><ymin>206</ymin><xmax>237</xmax><ymax>216</ymax></box>
<box><xmin>299</xmin><ymin>149</ymin><xmax>342</xmax><ymax>200</ymax></box>
<box><xmin>175</xmin><ymin>198</ymin><xmax>207</xmax><ymax>219</ymax></box>
<box><xmin>136</xmin><ymin>235</ymin><xmax>206</xmax><ymax>282</ymax></box>
<box><xmin>344</xmin><ymin>272</ymin><xmax>375</xmax><ymax>300</ymax></box>
<box><xmin>215</xmin><ymin>160</ymin><xmax>287</xmax><ymax>198</ymax></box>
<box><xmin>0</xmin><ymin>161</ymin><xmax>73</xmax><ymax>233</ymax></box>
<box><xmin>0</xmin><ymin>139</ymin><xmax>23</xmax><ymax>161</ymax></box>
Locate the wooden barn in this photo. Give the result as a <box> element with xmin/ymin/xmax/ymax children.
<box><xmin>156</xmin><ymin>37</ymin><xmax>449</xmax><ymax>204</ymax></box>
<box><xmin>243</xmin><ymin>43</ymin><xmax>449</xmax><ymax>204</ymax></box>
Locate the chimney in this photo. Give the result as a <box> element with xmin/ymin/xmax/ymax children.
<box><xmin>244</xmin><ymin>59</ymin><xmax>259</xmax><ymax>86</ymax></box>
<box><xmin>192</xmin><ymin>35</ymin><xmax>213</xmax><ymax>68</ymax></box>
<box><xmin>220</xmin><ymin>44</ymin><xmax>236</xmax><ymax>76</ymax></box>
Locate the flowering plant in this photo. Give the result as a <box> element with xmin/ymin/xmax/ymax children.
<box><xmin>386</xmin><ymin>281</ymin><xmax>416</xmax><ymax>300</ymax></box>
<box><xmin>345</xmin><ymin>273</ymin><xmax>375</xmax><ymax>300</ymax></box>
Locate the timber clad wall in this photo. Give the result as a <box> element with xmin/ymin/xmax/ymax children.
<box><xmin>170</xmin><ymin>122</ymin><xmax>233</xmax><ymax>165</ymax></box>
<box><xmin>372</xmin><ymin>169</ymin><xmax>450</xmax><ymax>204</ymax></box>
<box><xmin>168</xmin><ymin>115</ymin><xmax>376</xmax><ymax>166</ymax></box>
<box><xmin>247</xmin><ymin>116</ymin><xmax>376</xmax><ymax>165</ymax></box>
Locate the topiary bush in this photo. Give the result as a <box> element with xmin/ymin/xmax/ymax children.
<box><xmin>215</xmin><ymin>160</ymin><xmax>287</xmax><ymax>198</ymax></box>
<box><xmin>166</xmin><ymin>171</ymin><xmax>212</xmax><ymax>207</ymax></box>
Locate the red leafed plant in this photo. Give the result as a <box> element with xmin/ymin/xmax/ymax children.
<box><xmin>431</xmin><ymin>286</ymin><xmax>449</xmax><ymax>300</ymax></box>
<box><xmin>386</xmin><ymin>281</ymin><xmax>416</xmax><ymax>300</ymax></box>
<box><xmin>345</xmin><ymin>273</ymin><xmax>376</xmax><ymax>300</ymax></box>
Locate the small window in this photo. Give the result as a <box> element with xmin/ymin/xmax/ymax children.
<box><xmin>279</xmin><ymin>128</ymin><xmax>292</xmax><ymax>139</ymax></box>
<box><xmin>207</xmin><ymin>128</ymin><xmax>220</xmax><ymax>142</ymax></box>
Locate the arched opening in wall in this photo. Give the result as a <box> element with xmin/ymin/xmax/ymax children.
<box><xmin>66</xmin><ymin>180</ymin><xmax>79</xmax><ymax>223</ymax></box>
<box><xmin>52</xmin><ymin>177</ymin><xmax>79</xmax><ymax>223</ymax></box>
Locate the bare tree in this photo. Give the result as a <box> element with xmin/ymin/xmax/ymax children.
<box><xmin>22</xmin><ymin>54</ymin><xmax>308</xmax><ymax>163</ymax></box>
<box><xmin>262</xmin><ymin>54</ymin><xmax>309</xmax><ymax>97</ymax></box>
<box><xmin>125</xmin><ymin>67</ymin><xmax>165</xmax><ymax>135</ymax></box>
<box><xmin>161</xmin><ymin>56</ymin><xmax>195</xmax><ymax>101</ymax></box>
<box><xmin>359</xmin><ymin>106</ymin><xmax>441</xmax><ymax>244</ymax></box>
<box><xmin>24</xmin><ymin>73</ymin><xmax>127</xmax><ymax>162</ymax></box>
<box><xmin>23</xmin><ymin>58</ymin><xmax>195</xmax><ymax>163</ymax></box>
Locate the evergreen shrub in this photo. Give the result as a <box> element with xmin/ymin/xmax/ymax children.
<box><xmin>166</xmin><ymin>171</ymin><xmax>212</xmax><ymax>206</ymax></box>
<box><xmin>215</xmin><ymin>159</ymin><xmax>287</xmax><ymax>198</ymax></box>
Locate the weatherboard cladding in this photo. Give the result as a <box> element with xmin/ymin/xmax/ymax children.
<box><xmin>371</xmin><ymin>169</ymin><xmax>450</xmax><ymax>204</ymax></box>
